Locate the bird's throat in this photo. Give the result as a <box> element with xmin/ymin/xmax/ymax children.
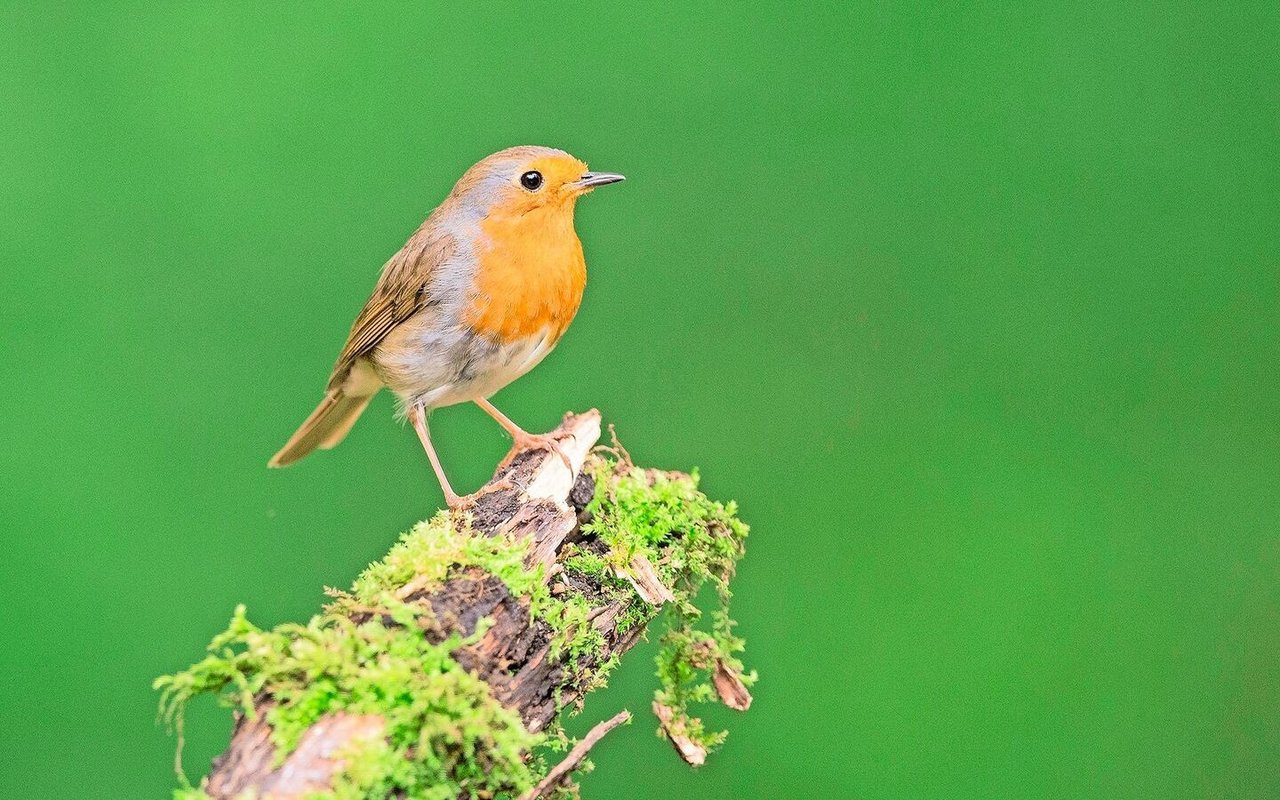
<box><xmin>465</xmin><ymin>207</ymin><xmax>587</xmax><ymax>344</ymax></box>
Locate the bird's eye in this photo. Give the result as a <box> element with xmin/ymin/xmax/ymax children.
<box><xmin>520</xmin><ymin>171</ymin><xmax>544</xmax><ymax>191</ymax></box>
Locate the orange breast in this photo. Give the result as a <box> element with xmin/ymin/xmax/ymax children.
<box><xmin>465</xmin><ymin>206</ymin><xmax>587</xmax><ymax>344</ymax></box>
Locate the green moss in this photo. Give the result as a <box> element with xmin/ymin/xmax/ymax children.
<box><xmin>347</xmin><ymin>512</ymin><xmax>541</xmax><ymax>606</ymax></box>
<box><xmin>156</xmin><ymin>457</ymin><xmax>752</xmax><ymax>797</ymax></box>
<box><xmin>156</xmin><ymin>514</ymin><xmax>544</xmax><ymax>799</ymax></box>
<box><xmin>583</xmin><ymin>462</ymin><xmax>755</xmax><ymax>754</ymax></box>
<box><xmin>155</xmin><ymin>603</ymin><xmax>538</xmax><ymax>798</ymax></box>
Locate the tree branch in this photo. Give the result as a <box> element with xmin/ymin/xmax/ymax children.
<box><xmin>520</xmin><ymin>710</ymin><xmax>631</xmax><ymax>800</ymax></box>
<box><xmin>158</xmin><ymin>410</ymin><xmax>753</xmax><ymax>799</ymax></box>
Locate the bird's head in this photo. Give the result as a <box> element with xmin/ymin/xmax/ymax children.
<box><xmin>448</xmin><ymin>146</ymin><xmax>624</xmax><ymax>222</ymax></box>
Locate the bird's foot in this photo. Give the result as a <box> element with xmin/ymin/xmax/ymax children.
<box><xmin>445</xmin><ymin>479</ymin><xmax>516</xmax><ymax>511</ymax></box>
<box><xmin>497</xmin><ymin>431</ymin><xmax>575</xmax><ymax>474</ymax></box>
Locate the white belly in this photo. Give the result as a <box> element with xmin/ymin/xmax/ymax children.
<box><xmin>449</xmin><ymin>332</ymin><xmax>556</xmax><ymax>404</ymax></box>
<box><xmin>371</xmin><ymin>312</ymin><xmax>557</xmax><ymax>410</ymax></box>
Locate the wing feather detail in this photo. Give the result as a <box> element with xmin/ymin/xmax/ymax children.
<box><xmin>327</xmin><ymin>224</ymin><xmax>458</xmax><ymax>390</ymax></box>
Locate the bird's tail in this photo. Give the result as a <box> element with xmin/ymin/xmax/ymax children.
<box><xmin>268</xmin><ymin>389</ymin><xmax>375</xmax><ymax>467</ymax></box>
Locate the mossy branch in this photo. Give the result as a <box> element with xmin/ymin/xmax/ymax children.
<box><xmin>156</xmin><ymin>410</ymin><xmax>754</xmax><ymax>799</ymax></box>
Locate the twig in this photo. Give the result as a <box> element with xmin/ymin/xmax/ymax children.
<box><xmin>519</xmin><ymin>710</ymin><xmax>632</xmax><ymax>800</ymax></box>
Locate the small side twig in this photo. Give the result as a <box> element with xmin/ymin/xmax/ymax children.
<box><xmin>520</xmin><ymin>710</ymin><xmax>632</xmax><ymax>800</ymax></box>
<box><xmin>593</xmin><ymin>423</ymin><xmax>634</xmax><ymax>469</ymax></box>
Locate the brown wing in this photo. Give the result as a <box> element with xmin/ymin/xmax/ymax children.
<box><xmin>326</xmin><ymin>223</ymin><xmax>457</xmax><ymax>390</ymax></box>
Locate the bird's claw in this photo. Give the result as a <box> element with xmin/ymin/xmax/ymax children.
<box><xmin>445</xmin><ymin>479</ymin><xmax>517</xmax><ymax>511</ymax></box>
<box><xmin>497</xmin><ymin>432</ymin><xmax>574</xmax><ymax>474</ymax></box>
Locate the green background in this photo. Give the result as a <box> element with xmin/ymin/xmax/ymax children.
<box><xmin>2</xmin><ymin>3</ymin><xmax>1277</xmax><ymax>798</ymax></box>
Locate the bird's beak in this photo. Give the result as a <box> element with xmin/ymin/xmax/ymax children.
<box><xmin>569</xmin><ymin>172</ymin><xmax>626</xmax><ymax>192</ymax></box>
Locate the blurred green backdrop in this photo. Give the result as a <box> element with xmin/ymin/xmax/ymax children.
<box><xmin>2</xmin><ymin>3</ymin><xmax>1277</xmax><ymax>798</ymax></box>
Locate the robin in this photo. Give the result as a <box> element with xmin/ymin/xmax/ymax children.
<box><xmin>268</xmin><ymin>145</ymin><xmax>624</xmax><ymax>507</ymax></box>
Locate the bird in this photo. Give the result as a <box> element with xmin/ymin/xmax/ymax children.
<box><xmin>268</xmin><ymin>145</ymin><xmax>624</xmax><ymax>507</ymax></box>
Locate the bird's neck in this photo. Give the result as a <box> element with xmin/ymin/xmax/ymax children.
<box><xmin>465</xmin><ymin>206</ymin><xmax>587</xmax><ymax>344</ymax></box>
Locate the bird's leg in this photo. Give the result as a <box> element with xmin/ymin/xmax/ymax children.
<box><xmin>408</xmin><ymin>404</ymin><xmax>466</xmax><ymax>508</ymax></box>
<box><xmin>474</xmin><ymin>397</ymin><xmax>574</xmax><ymax>472</ymax></box>
<box><xmin>410</xmin><ymin>404</ymin><xmax>512</xmax><ymax>509</ymax></box>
